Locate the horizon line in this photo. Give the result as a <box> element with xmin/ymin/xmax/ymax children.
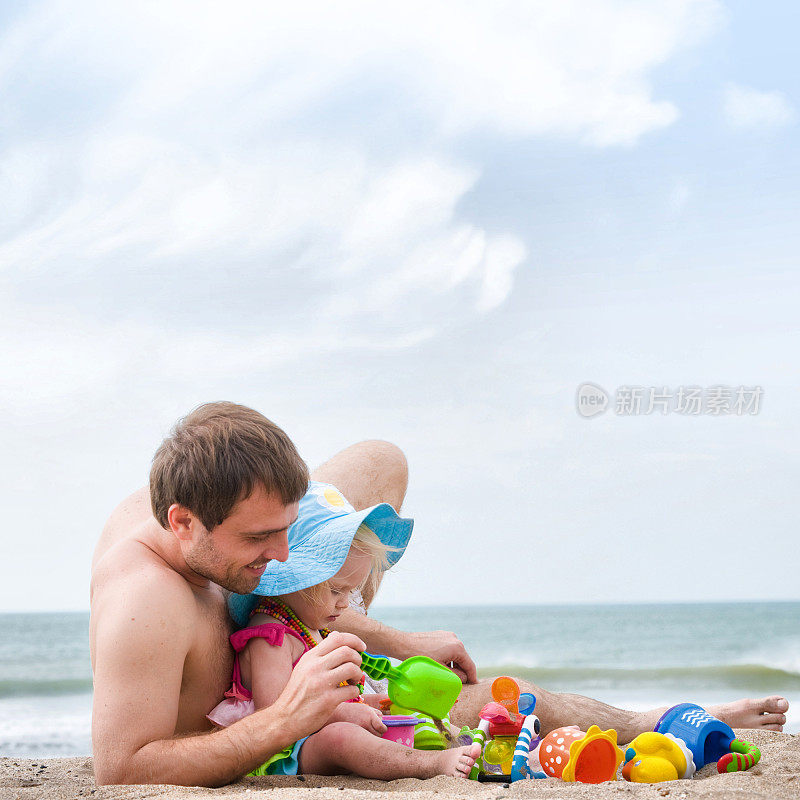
<box><xmin>3</xmin><ymin>597</ymin><xmax>800</xmax><ymax>615</ymax></box>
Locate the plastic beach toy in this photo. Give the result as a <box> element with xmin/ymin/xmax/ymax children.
<box><xmin>477</xmin><ymin>679</ymin><xmax>526</xmax><ymax>775</ymax></box>
<box><xmin>468</xmin><ymin>678</ymin><xmax>545</xmax><ymax>782</ymax></box>
<box><xmin>622</xmin><ymin>732</ymin><xmax>696</xmax><ymax>782</ymax></box>
<box><xmin>510</xmin><ymin>705</ymin><xmax>544</xmax><ymax>781</ymax></box>
<box><xmin>537</xmin><ymin>725</ymin><xmax>623</xmax><ymax>783</ymax></box>
<box><xmin>492</xmin><ymin>676</ymin><xmax>521</xmax><ymax>713</ymax></box>
<box><xmin>360</xmin><ymin>652</ymin><xmax>462</xmax><ymax>719</ymax></box>
<box><xmin>381</xmin><ymin>715</ymin><xmax>417</xmax><ymax>747</ymax></box>
<box><xmin>717</xmin><ymin>739</ymin><xmax>762</xmax><ymax>774</ymax></box>
<box><xmin>654</xmin><ymin>703</ymin><xmax>761</xmax><ymax>775</ymax></box>
<box><xmin>483</xmin><ymin>735</ymin><xmax>516</xmax><ymax>774</ymax></box>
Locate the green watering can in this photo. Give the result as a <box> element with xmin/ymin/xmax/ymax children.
<box><xmin>360</xmin><ymin>652</ymin><xmax>462</xmax><ymax>718</ymax></box>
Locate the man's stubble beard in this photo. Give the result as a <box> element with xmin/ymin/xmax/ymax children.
<box><xmin>184</xmin><ymin>532</ymin><xmax>260</xmax><ymax>595</ymax></box>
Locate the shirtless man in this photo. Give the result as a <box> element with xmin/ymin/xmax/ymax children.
<box><xmin>90</xmin><ymin>402</ymin><xmax>788</xmax><ymax>787</ymax></box>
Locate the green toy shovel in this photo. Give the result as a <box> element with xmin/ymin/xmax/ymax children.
<box><xmin>361</xmin><ymin>652</ymin><xmax>462</xmax><ymax>718</ymax></box>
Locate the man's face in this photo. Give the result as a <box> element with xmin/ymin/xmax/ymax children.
<box><xmin>184</xmin><ymin>485</ymin><xmax>298</xmax><ymax>594</ymax></box>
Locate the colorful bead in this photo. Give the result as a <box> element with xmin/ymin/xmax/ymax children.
<box><xmin>250</xmin><ymin>597</ymin><xmax>365</xmax><ymax>700</ymax></box>
<box><xmin>251</xmin><ymin>597</ymin><xmax>326</xmax><ymax>648</ymax></box>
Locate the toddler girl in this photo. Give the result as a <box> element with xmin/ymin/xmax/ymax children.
<box><xmin>212</xmin><ymin>484</ymin><xmax>480</xmax><ymax>780</ymax></box>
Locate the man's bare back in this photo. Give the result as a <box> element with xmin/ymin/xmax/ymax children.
<box><xmin>91</xmin><ymin>487</ymin><xmax>233</xmax><ymax>736</ymax></box>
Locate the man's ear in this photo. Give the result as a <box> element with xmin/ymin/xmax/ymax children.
<box><xmin>167</xmin><ymin>504</ymin><xmax>196</xmax><ymax>542</ymax></box>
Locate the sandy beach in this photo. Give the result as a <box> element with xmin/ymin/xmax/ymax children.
<box><xmin>2</xmin><ymin>729</ymin><xmax>797</xmax><ymax>800</ymax></box>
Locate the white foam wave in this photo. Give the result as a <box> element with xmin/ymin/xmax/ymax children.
<box><xmin>739</xmin><ymin>639</ymin><xmax>800</xmax><ymax>676</ymax></box>
<box><xmin>0</xmin><ymin>693</ymin><xmax>91</xmax><ymax>756</ymax></box>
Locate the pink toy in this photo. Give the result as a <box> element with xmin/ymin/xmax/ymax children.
<box><xmin>381</xmin><ymin>715</ymin><xmax>417</xmax><ymax>747</ymax></box>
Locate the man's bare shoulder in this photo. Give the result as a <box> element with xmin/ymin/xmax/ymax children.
<box><xmin>91</xmin><ymin>537</ymin><xmax>186</xmax><ymax>597</ymax></box>
<box><xmin>89</xmin><ymin>537</ymin><xmax>200</xmax><ymax>666</ymax></box>
<box><xmin>92</xmin><ymin>486</ymin><xmax>154</xmax><ymax>570</ymax></box>
<box><xmin>91</xmin><ymin>486</ymin><xmax>186</xmax><ymax>606</ymax></box>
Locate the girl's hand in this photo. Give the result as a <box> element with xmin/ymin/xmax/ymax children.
<box><xmin>329</xmin><ymin>702</ymin><xmax>387</xmax><ymax>736</ymax></box>
<box><xmin>362</xmin><ymin>693</ymin><xmax>389</xmax><ymax>710</ymax></box>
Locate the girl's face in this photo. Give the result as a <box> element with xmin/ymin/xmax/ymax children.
<box><xmin>282</xmin><ymin>547</ymin><xmax>372</xmax><ymax>631</ymax></box>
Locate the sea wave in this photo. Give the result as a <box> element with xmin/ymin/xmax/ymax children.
<box><xmin>0</xmin><ymin>678</ymin><xmax>93</xmax><ymax>699</ymax></box>
<box><xmin>739</xmin><ymin>642</ymin><xmax>800</xmax><ymax>678</ymax></box>
<box><xmin>0</xmin><ymin>661</ymin><xmax>800</xmax><ymax>698</ymax></box>
<box><xmin>3</xmin><ymin>663</ymin><xmax>798</xmax><ymax>699</ymax></box>
<box><xmin>0</xmin><ymin>693</ymin><xmax>92</xmax><ymax>757</ymax></box>
<box><xmin>476</xmin><ymin>663</ymin><xmax>800</xmax><ymax>692</ymax></box>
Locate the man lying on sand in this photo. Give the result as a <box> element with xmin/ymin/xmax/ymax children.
<box><xmin>89</xmin><ymin>402</ymin><xmax>789</xmax><ymax>787</ymax></box>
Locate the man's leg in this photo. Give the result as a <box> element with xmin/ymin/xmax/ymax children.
<box><xmin>311</xmin><ymin>440</ymin><xmax>408</xmax><ymax>608</ymax></box>
<box><xmin>451</xmin><ymin>679</ymin><xmax>639</xmax><ymax>742</ymax></box>
<box><xmin>451</xmin><ymin>679</ymin><xmax>789</xmax><ymax>743</ymax></box>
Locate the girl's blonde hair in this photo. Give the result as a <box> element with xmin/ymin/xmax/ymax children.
<box><xmin>295</xmin><ymin>523</ymin><xmax>397</xmax><ymax>606</ymax></box>
<box><xmin>349</xmin><ymin>522</ymin><xmax>396</xmax><ymax>601</ymax></box>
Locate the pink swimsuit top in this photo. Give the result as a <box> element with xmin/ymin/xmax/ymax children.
<box><xmin>224</xmin><ymin>623</ymin><xmax>311</xmax><ymax>702</ymax></box>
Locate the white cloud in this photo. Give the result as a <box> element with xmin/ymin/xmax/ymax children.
<box><xmin>4</xmin><ymin>2</ymin><xmax>800</xmax><ymax>621</ymax></box>
<box><xmin>668</xmin><ymin>177</ymin><xmax>691</xmax><ymax>214</ymax></box>
<box><xmin>0</xmin><ymin>0</ymin><xmax>722</xmax><ymax>414</ymax></box>
<box><xmin>477</xmin><ymin>236</ymin><xmax>527</xmax><ymax>312</ymax></box>
<box><xmin>723</xmin><ymin>83</ymin><xmax>797</xmax><ymax>130</ymax></box>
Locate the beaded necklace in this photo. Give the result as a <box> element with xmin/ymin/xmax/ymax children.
<box><xmin>250</xmin><ymin>597</ymin><xmax>365</xmax><ymax>700</ymax></box>
<box><xmin>250</xmin><ymin>597</ymin><xmax>329</xmax><ymax>649</ymax></box>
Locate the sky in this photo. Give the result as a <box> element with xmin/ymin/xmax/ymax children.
<box><xmin>0</xmin><ymin>0</ymin><xmax>798</xmax><ymax>612</ymax></box>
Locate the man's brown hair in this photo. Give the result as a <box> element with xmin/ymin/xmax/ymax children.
<box><xmin>150</xmin><ymin>402</ymin><xmax>309</xmax><ymax>530</ymax></box>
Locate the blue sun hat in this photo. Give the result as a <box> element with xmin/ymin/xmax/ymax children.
<box><xmin>228</xmin><ymin>481</ymin><xmax>413</xmax><ymax>627</ymax></box>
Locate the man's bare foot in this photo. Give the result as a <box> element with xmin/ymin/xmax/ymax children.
<box><xmin>436</xmin><ymin>743</ymin><xmax>481</xmax><ymax>778</ymax></box>
<box><xmin>707</xmin><ymin>696</ymin><xmax>789</xmax><ymax>731</ymax></box>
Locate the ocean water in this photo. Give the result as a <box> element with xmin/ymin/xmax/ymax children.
<box><xmin>1</xmin><ymin>602</ymin><xmax>798</xmax><ymax>757</ymax></box>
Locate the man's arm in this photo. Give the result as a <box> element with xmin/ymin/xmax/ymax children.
<box><xmin>332</xmin><ymin>608</ymin><xmax>478</xmax><ymax>683</ymax></box>
<box><xmin>91</xmin><ymin>572</ymin><xmax>364</xmax><ymax>786</ymax></box>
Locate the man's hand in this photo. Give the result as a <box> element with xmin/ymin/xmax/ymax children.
<box><xmin>328</xmin><ymin>702</ymin><xmax>387</xmax><ymax>736</ymax></box>
<box><xmin>271</xmin><ymin>631</ymin><xmax>367</xmax><ymax>732</ymax></box>
<box><xmin>405</xmin><ymin>630</ymin><xmax>478</xmax><ymax>684</ymax></box>
<box><xmin>332</xmin><ymin>611</ymin><xmax>478</xmax><ymax>684</ymax></box>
